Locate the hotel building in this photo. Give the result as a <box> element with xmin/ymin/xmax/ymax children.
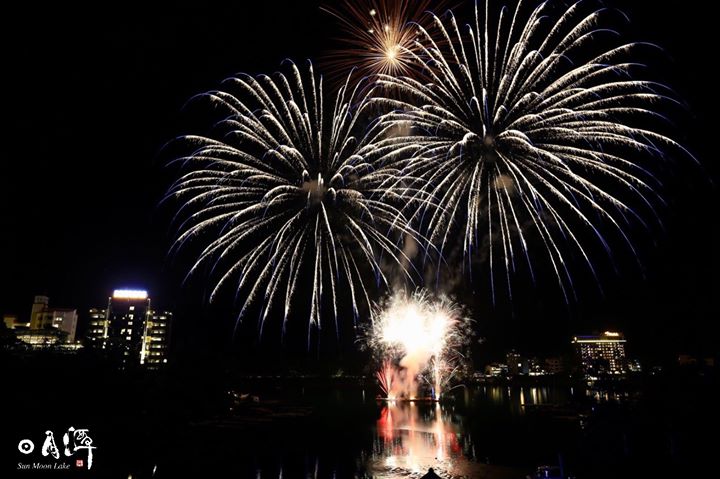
<box><xmin>572</xmin><ymin>331</ymin><xmax>627</xmax><ymax>377</ymax></box>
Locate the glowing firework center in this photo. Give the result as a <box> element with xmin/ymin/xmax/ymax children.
<box><xmin>302</xmin><ymin>172</ymin><xmax>335</xmax><ymax>206</ymax></box>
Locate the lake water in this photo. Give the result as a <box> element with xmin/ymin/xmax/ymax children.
<box><xmin>112</xmin><ymin>379</ymin><xmax>712</xmax><ymax>479</ymax></box>
<box><xmin>6</xmin><ymin>360</ymin><xmax>713</xmax><ymax>479</ymax></box>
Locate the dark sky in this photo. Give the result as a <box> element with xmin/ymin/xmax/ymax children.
<box><xmin>1</xmin><ymin>1</ymin><xmax>716</xmax><ymax>360</ymax></box>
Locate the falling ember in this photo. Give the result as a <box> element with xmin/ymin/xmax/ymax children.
<box><xmin>369</xmin><ymin>290</ymin><xmax>472</xmax><ymax>400</ymax></box>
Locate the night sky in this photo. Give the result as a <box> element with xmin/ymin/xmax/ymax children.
<box><xmin>1</xmin><ymin>1</ymin><xmax>716</xmax><ymax>362</ymax></box>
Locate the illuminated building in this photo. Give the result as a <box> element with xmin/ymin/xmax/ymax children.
<box><xmin>528</xmin><ymin>357</ymin><xmax>547</xmax><ymax>376</ymax></box>
<box><xmin>13</xmin><ymin>329</ymin><xmax>83</xmax><ymax>350</ymax></box>
<box><xmin>506</xmin><ymin>350</ymin><xmax>526</xmax><ymax>376</ymax></box>
<box><xmin>141</xmin><ymin>310</ymin><xmax>172</xmax><ymax>368</ymax></box>
<box><xmin>484</xmin><ymin>363</ymin><xmax>509</xmax><ymax>377</ymax></box>
<box><xmin>3</xmin><ymin>296</ymin><xmax>82</xmax><ymax>353</ymax></box>
<box><xmin>87</xmin><ymin>290</ymin><xmax>172</xmax><ymax>369</ymax></box>
<box><xmin>677</xmin><ymin>354</ymin><xmax>697</xmax><ymax>366</ymax></box>
<box><xmin>106</xmin><ymin>289</ymin><xmax>150</xmax><ymax>368</ymax></box>
<box><xmin>572</xmin><ymin>331</ymin><xmax>627</xmax><ymax>377</ymax></box>
<box><xmin>4</xmin><ymin>296</ymin><xmax>80</xmax><ymax>350</ymax></box>
<box><xmin>29</xmin><ymin>296</ymin><xmax>78</xmax><ymax>342</ymax></box>
<box><xmin>86</xmin><ymin>309</ymin><xmax>107</xmax><ymax>346</ymax></box>
<box><xmin>627</xmin><ymin>359</ymin><xmax>642</xmax><ymax>373</ymax></box>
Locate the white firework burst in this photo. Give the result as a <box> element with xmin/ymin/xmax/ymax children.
<box><xmin>167</xmin><ymin>62</ymin><xmax>423</xmax><ymax>344</ymax></box>
<box><xmin>372</xmin><ymin>0</ymin><xmax>693</xmax><ymax>300</ymax></box>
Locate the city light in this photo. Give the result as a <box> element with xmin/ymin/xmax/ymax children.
<box><xmin>112</xmin><ymin>290</ymin><xmax>148</xmax><ymax>300</ymax></box>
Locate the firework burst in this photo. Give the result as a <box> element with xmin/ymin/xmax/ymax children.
<box><xmin>322</xmin><ymin>0</ymin><xmax>440</xmax><ymax>80</ymax></box>
<box><xmin>373</xmin><ymin>1</ymin><xmax>693</xmax><ymax>300</ymax></box>
<box><xmin>167</xmin><ymin>62</ymin><xmax>422</xmax><ymax>345</ymax></box>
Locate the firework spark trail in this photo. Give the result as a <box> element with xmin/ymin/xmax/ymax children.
<box><xmin>372</xmin><ymin>0</ymin><xmax>693</xmax><ymax>301</ymax></box>
<box><xmin>322</xmin><ymin>0</ymin><xmax>441</xmax><ymax>80</ymax></box>
<box><xmin>167</xmin><ymin>62</ymin><xmax>425</xmax><ymax>346</ymax></box>
<box><xmin>370</xmin><ymin>289</ymin><xmax>471</xmax><ymax>399</ymax></box>
<box><xmin>376</xmin><ymin>360</ymin><xmax>396</xmax><ymax>398</ymax></box>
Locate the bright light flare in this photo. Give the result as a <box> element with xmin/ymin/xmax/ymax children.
<box><xmin>385</xmin><ymin>45</ymin><xmax>399</xmax><ymax>62</ymax></box>
<box><xmin>379</xmin><ymin>297</ymin><xmax>451</xmax><ymax>356</ymax></box>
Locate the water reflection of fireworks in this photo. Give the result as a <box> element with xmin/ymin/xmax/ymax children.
<box><xmin>373</xmin><ymin>402</ymin><xmax>464</xmax><ymax>477</ymax></box>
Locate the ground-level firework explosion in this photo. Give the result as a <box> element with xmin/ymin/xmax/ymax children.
<box><xmin>167</xmin><ymin>62</ymin><xmax>422</xmax><ymax>346</ymax></box>
<box><xmin>373</xmin><ymin>0</ymin><xmax>693</xmax><ymax>301</ymax></box>
<box><xmin>368</xmin><ymin>289</ymin><xmax>472</xmax><ymax>400</ymax></box>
